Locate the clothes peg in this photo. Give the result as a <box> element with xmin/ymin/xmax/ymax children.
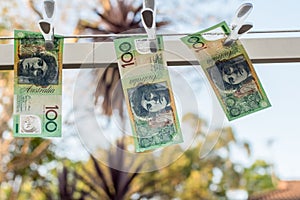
<box><xmin>141</xmin><ymin>0</ymin><xmax>157</xmax><ymax>53</ymax></box>
<box><xmin>38</xmin><ymin>0</ymin><xmax>55</xmax><ymax>50</ymax></box>
<box><xmin>38</xmin><ymin>20</ymin><xmax>54</xmax><ymax>50</ymax></box>
<box><xmin>43</xmin><ymin>0</ymin><xmax>56</xmax><ymax>20</ymax></box>
<box><xmin>223</xmin><ymin>3</ymin><xmax>253</xmax><ymax>46</ymax></box>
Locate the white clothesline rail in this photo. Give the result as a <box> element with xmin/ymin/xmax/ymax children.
<box><xmin>1</xmin><ymin>33</ymin><xmax>300</xmax><ymax>70</ymax></box>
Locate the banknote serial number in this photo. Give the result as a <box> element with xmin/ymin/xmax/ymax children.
<box><xmin>119</xmin><ymin>42</ymin><xmax>135</xmax><ymax>68</ymax></box>
<box><xmin>187</xmin><ymin>36</ymin><xmax>207</xmax><ymax>52</ymax></box>
<box><xmin>44</xmin><ymin>105</ymin><xmax>59</xmax><ymax>133</ymax></box>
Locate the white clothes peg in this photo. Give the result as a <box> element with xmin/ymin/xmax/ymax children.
<box><xmin>39</xmin><ymin>0</ymin><xmax>56</xmax><ymax>50</ymax></box>
<box><xmin>139</xmin><ymin>0</ymin><xmax>157</xmax><ymax>53</ymax></box>
<box><xmin>224</xmin><ymin>3</ymin><xmax>253</xmax><ymax>46</ymax></box>
<box><xmin>38</xmin><ymin>20</ymin><xmax>54</xmax><ymax>50</ymax></box>
<box><xmin>43</xmin><ymin>0</ymin><xmax>56</xmax><ymax>21</ymax></box>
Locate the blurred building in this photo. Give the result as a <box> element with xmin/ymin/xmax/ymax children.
<box><xmin>249</xmin><ymin>181</ymin><xmax>300</xmax><ymax>200</ymax></box>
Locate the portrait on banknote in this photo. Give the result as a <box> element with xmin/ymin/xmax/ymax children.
<box><xmin>129</xmin><ymin>82</ymin><xmax>174</xmax><ymax>127</ymax></box>
<box><xmin>207</xmin><ymin>55</ymin><xmax>258</xmax><ymax>96</ymax></box>
<box><xmin>17</xmin><ymin>51</ymin><xmax>59</xmax><ymax>86</ymax></box>
<box><xmin>127</xmin><ymin>82</ymin><xmax>177</xmax><ymax>150</ymax></box>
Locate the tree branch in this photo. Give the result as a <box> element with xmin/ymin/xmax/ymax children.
<box><xmin>7</xmin><ymin>140</ymin><xmax>51</xmax><ymax>171</ymax></box>
<box><xmin>27</xmin><ymin>0</ymin><xmax>43</xmax><ymax>19</ymax></box>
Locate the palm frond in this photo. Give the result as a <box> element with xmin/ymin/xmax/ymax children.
<box><xmin>58</xmin><ymin>166</ymin><xmax>77</xmax><ymax>200</ymax></box>
<box><xmin>57</xmin><ymin>166</ymin><xmax>102</xmax><ymax>200</ymax></box>
<box><xmin>118</xmin><ymin>163</ymin><xmax>143</xmax><ymax>197</ymax></box>
<box><xmin>94</xmin><ymin>9</ymin><xmax>123</xmax><ymax>30</ymax></box>
<box><xmin>74</xmin><ymin>171</ymin><xmax>105</xmax><ymax>198</ymax></box>
<box><xmin>91</xmin><ymin>156</ymin><xmax>113</xmax><ymax>198</ymax></box>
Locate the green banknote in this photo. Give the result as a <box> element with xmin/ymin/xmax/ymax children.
<box><xmin>13</xmin><ymin>30</ymin><xmax>63</xmax><ymax>137</ymax></box>
<box><xmin>181</xmin><ymin>21</ymin><xmax>271</xmax><ymax>121</ymax></box>
<box><xmin>114</xmin><ymin>35</ymin><xmax>183</xmax><ymax>152</ymax></box>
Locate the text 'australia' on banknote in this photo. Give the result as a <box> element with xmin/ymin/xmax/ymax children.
<box><xmin>181</xmin><ymin>21</ymin><xmax>271</xmax><ymax>121</ymax></box>
<box><xmin>114</xmin><ymin>36</ymin><xmax>183</xmax><ymax>152</ymax></box>
<box><xmin>13</xmin><ymin>30</ymin><xmax>63</xmax><ymax>137</ymax></box>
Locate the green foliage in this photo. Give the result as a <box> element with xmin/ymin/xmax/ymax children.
<box><xmin>243</xmin><ymin>160</ymin><xmax>277</xmax><ymax>195</ymax></box>
<box><xmin>129</xmin><ymin>114</ymin><xmax>276</xmax><ymax>199</ymax></box>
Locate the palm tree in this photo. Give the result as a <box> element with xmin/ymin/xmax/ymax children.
<box><xmin>57</xmin><ymin>3</ymin><xmax>170</xmax><ymax>198</ymax></box>
<box><xmin>56</xmin><ymin>138</ymin><xmax>144</xmax><ymax>200</ymax></box>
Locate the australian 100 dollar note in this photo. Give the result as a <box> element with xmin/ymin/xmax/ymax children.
<box><xmin>114</xmin><ymin>35</ymin><xmax>183</xmax><ymax>152</ymax></box>
<box><xmin>13</xmin><ymin>30</ymin><xmax>63</xmax><ymax>137</ymax></box>
<box><xmin>181</xmin><ymin>21</ymin><xmax>271</xmax><ymax>121</ymax></box>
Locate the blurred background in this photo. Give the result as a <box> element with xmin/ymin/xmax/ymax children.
<box><xmin>1</xmin><ymin>0</ymin><xmax>300</xmax><ymax>199</ymax></box>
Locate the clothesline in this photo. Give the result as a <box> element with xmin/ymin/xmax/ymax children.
<box><xmin>0</xmin><ymin>29</ymin><xmax>300</xmax><ymax>40</ymax></box>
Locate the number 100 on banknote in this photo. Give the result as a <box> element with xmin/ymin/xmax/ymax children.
<box><xmin>114</xmin><ymin>36</ymin><xmax>183</xmax><ymax>152</ymax></box>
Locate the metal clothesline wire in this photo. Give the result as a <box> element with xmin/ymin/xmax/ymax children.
<box><xmin>0</xmin><ymin>29</ymin><xmax>300</xmax><ymax>40</ymax></box>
